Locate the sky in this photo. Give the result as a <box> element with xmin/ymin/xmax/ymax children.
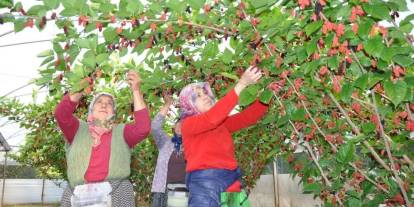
<box><xmin>0</xmin><ymin>1</ymin><xmax>413</xmax><ymax>157</ymax></box>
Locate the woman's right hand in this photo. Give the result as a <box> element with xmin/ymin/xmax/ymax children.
<box><xmin>159</xmin><ymin>94</ymin><xmax>174</xmax><ymax>116</ymax></box>
<box><xmin>69</xmin><ymin>92</ymin><xmax>83</xmax><ymax>103</ymax></box>
<box><xmin>235</xmin><ymin>66</ymin><xmax>262</xmax><ymax>95</ymax></box>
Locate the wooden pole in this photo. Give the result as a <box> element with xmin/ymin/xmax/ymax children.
<box><xmin>273</xmin><ymin>157</ymin><xmax>279</xmax><ymax>207</ymax></box>
<box><xmin>41</xmin><ymin>178</ymin><xmax>45</xmax><ymax>204</ymax></box>
<box><xmin>2</xmin><ymin>151</ymin><xmax>8</xmax><ymax>206</ymax></box>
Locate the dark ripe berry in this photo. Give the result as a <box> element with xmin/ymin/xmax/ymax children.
<box><xmin>63</xmin><ymin>26</ymin><xmax>68</xmax><ymax>34</ymax></box>
<box><xmin>185</xmin><ymin>6</ymin><xmax>191</xmax><ymax>14</ymax></box>
<box><xmin>315</xmin><ymin>1</ymin><xmax>323</xmax><ymax>15</ymax></box>
<box><xmin>51</xmin><ymin>12</ymin><xmax>57</xmax><ymax>19</ymax></box>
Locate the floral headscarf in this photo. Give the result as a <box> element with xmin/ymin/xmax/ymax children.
<box><xmin>87</xmin><ymin>92</ymin><xmax>116</xmax><ymax>147</ymax></box>
<box><xmin>179</xmin><ymin>82</ymin><xmax>216</xmax><ymax>119</ymax></box>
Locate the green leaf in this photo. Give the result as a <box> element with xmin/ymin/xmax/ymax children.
<box><xmin>291</xmin><ymin>108</ymin><xmax>306</xmax><ymax>121</ymax></box>
<box><xmin>392</xmin><ymin>55</ymin><xmax>414</xmax><ymax>67</ymax></box>
<box><xmin>13</xmin><ymin>19</ymin><xmax>26</xmax><ymax>33</ymax></box>
<box><xmin>364</xmin><ymin>36</ymin><xmax>384</xmax><ymax>58</ymax></box>
<box><xmin>335</xmin><ymin>4</ymin><xmax>351</xmax><ymax>19</ymax></box>
<box><xmin>13</xmin><ymin>2</ymin><xmax>23</xmax><ymax>11</ymax></box>
<box><xmin>167</xmin><ymin>0</ymin><xmax>186</xmax><ymax>12</ymax></box>
<box><xmin>82</xmin><ymin>50</ymin><xmax>96</xmax><ymax>68</ymax></box>
<box><xmin>249</xmin><ymin>0</ymin><xmax>276</xmax><ymax>9</ymax></box>
<box><xmin>340</xmin><ymin>83</ymin><xmax>353</xmax><ymax>102</ymax></box>
<box><xmin>0</xmin><ymin>0</ymin><xmax>13</xmax><ymax>8</ymax></box>
<box><xmin>304</xmin><ymin>21</ymin><xmax>322</xmax><ymax>36</ymax></box>
<box><xmin>99</xmin><ymin>3</ymin><xmax>116</xmax><ymax>13</ymax></box>
<box><xmin>380</xmin><ymin>47</ymin><xmax>395</xmax><ymax>62</ymax></box>
<box><xmin>262</xmin><ymin>113</ymin><xmax>277</xmax><ymax>125</ymax></box>
<box><xmin>399</xmin><ymin>22</ymin><xmax>413</xmax><ymax>33</ymax></box>
<box><xmin>387</xmin><ymin>0</ymin><xmax>408</xmax><ymax>11</ymax></box>
<box><xmin>96</xmin><ymin>53</ymin><xmax>109</xmax><ymax>64</ymax></box>
<box><xmin>276</xmin><ymin>115</ymin><xmax>289</xmax><ymax>127</ymax></box>
<box><xmin>259</xmin><ymin>89</ymin><xmax>273</xmax><ymax>104</ymax></box>
<box><xmin>119</xmin><ymin>47</ymin><xmax>128</xmax><ymax>57</ymax></box>
<box><xmin>346</xmin><ymin>198</ymin><xmax>362</xmax><ymax>207</ymax></box>
<box><xmin>44</xmin><ymin>0</ymin><xmax>59</xmax><ymax>9</ymax></box>
<box><xmin>76</xmin><ymin>38</ymin><xmax>90</xmax><ymax>49</ymax></box>
<box><xmin>303</xmin><ymin>60</ymin><xmax>319</xmax><ymax>74</ymax></box>
<box><xmin>203</xmin><ymin>41</ymin><xmax>218</xmax><ymax>59</ymax></box>
<box><xmin>400</xmin><ymin>14</ymin><xmax>414</xmax><ymax>27</ymax></box>
<box><xmin>328</xmin><ymin>56</ymin><xmax>339</xmax><ymax>69</ymax></box>
<box><xmin>221</xmin><ymin>48</ymin><xmax>233</xmax><ymax>64</ymax></box>
<box><xmin>127</xmin><ymin>0</ymin><xmax>143</xmax><ymax>14</ymax></box>
<box><xmin>305</xmin><ymin>40</ymin><xmax>317</xmax><ymax>56</ymax></box>
<box><xmin>384</xmin><ymin>80</ymin><xmax>408</xmax><ymax>106</ymax></box>
<box><xmin>60</xmin><ymin>8</ymin><xmax>78</xmax><ymax>17</ymax></box>
<box><xmin>363</xmin><ymin>3</ymin><xmax>391</xmax><ymax>21</ymax></box>
<box><xmin>27</xmin><ymin>5</ymin><xmax>46</xmax><ymax>16</ymax></box>
<box><xmin>220</xmin><ymin>72</ymin><xmax>238</xmax><ymax>80</ymax></box>
<box><xmin>358</xmin><ymin>20</ymin><xmax>374</xmax><ymax>38</ymax></box>
<box><xmin>296</xmin><ymin>47</ymin><xmax>307</xmax><ymax>63</ymax></box>
<box><xmin>40</xmin><ymin>56</ymin><xmax>55</xmax><ymax>66</ymax></box>
<box><xmin>347</xmin><ymin>134</ymin><xmax>366</xmax><ymax>144</ymax></box>
<box><xmin>188</xmin><ymin>0</ymin><xmax>205</xmax><ymax>10</ymax></box>
<box><xmin>37</xmin><ymin>49</ymin><xmax>54</xmax><ymax>57</ymax></box>
<box><xmin>361</xmin><ymin>122</ymin><xmax>376</xmax><ymax>134</ymax></box>
<box><xmin>337</xmin><ymin>143</ymin><xmax>355</xmax><ymax>163</ymax></box>
<box><xmin>368</xmin><ymin>74</ymin><xmax>384</xmax><ymax>89</ymax></box>
<box><xmin>239</xmin><ymin>85</ymin><xmax>258</xmax><ymax>106</ymax></box>
<box><xmin>303</xmin><ymin>183</ymin><xmax>322</xmax><ymax>194</ymax></box>
<box><xmin>405</xmin><ymin>76</ymin><xmax>414</xmax><ymax>87</ymax></box>
<box><xmin>103</xmin><ymin>27</ymin><xmax>117</xmax><ymax>43</ymax></box>
<box><xmin>354</xmin><ymin>74</ymin><xmax>369</xmax><ymax>90</ymax></box>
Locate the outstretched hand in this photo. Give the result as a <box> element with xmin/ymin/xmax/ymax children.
<box><xmin>159</xmin><ymin>94</ymin><xmax>174</xmax><ymax>116</ymax></box>
<box><xmin>234</xmin><ymin>66</ymin><xmax>262</xmax><ymax>95</ymax></box>
<box><xmin>127</xmin><ymin>70</ymin><xmax>142</xmax><ymax>92</ymax></box>
<box><xmin>239</xmin><ymin>66</ymin><xmax>262</xmax><ymax>86</ymax></box>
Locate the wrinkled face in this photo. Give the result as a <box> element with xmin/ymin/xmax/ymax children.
<box><xmin>92</xmin><ymin>95</ymin><xmax>115</xmax><ymax>121</ymax></box>
<box><xmin>194</xmin><ymin>87</ymin><xmax>213</xmax><ymax>113</ymax></box>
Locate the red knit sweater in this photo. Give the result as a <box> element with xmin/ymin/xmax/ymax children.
<box><xmin>181</xmin><ymin>89</ymin><xmax>269</xmax><ymax>191</ymax></box>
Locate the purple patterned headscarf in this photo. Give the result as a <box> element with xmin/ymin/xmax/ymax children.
<box><xmin>179</xmin><ymin>82</ymin><xmax>216</xmax><ymax>119</ymax></box>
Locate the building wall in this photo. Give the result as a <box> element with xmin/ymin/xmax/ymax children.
<box><xmin>0</xmin><ymin>179</ymin><xmax>67</xmax><ymax>204</ymax></box>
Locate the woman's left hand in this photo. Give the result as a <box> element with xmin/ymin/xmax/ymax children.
<box><xmin>127</xmin><ymin>70</ymin><xmax>142</xmax><ymax>92</ymax></box>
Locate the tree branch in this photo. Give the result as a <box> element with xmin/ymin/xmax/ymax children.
<box><xmin>326</xmin><ymin>91</ymin><xmax>391</xmax><ymax>171</ymax></box>
<box><xmin>371</xmin><ymin>92</ymin><xmax>411</xmax><ymax>206</ymax></box>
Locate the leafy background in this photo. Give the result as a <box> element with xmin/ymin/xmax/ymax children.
<box><xmin>0</xmin><ymin>0</ymin><xmax>413</xmax><ymax>206</ymax></box>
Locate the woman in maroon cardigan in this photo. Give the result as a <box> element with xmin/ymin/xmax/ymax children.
<box><xmin>178</xmin><ymin>67</ymin><xmax>269</xmax><ymax>206</ymax></box>
<box><xmin>55</xmin><ymin>70</ymin><xmax>151</xmax><ymax>206</ymax></box>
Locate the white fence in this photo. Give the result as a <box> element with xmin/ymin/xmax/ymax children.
<box><xmin>0</xmin><ymin>175</ymin><xmax>320</xmax><ymax>206</ymax></box>
<box><xmin>0</xmin><ymin>179</ymin><xmax>67</xmax><ymax>204</ymax></box>
<box><xmin>249</xmin><ymin>174</ymin><xmax>321</xmax><ymax>207</ymax></box>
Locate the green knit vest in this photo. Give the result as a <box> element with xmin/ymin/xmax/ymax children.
<box><xmin>65</xmin><ymin>120</ymin><xmax>131</xmax><ymax>187</ymax></box>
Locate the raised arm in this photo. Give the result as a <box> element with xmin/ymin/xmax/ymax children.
<box><xmin>54</xmin><ymin>92</ymin><xmax>82</xmax><ymax>144</ymax></box>
<box><xmin>124</xmin><ymin>70</ymin><xmax>151</xmax><ymax>148</ymax></box>
<box><xmin>182</xmin><ymin>67</ymin><xmax>262</xmax><ymax>136</ymax></box>
<box><xmin>151</xmin><ymin>95</ymin><xmax>174</xmax><ymax>148</ymax></box>
<box><xmin>223</xmin><ymin>99</ymin><xmax>269</xmax><ymax>133</ymax></box>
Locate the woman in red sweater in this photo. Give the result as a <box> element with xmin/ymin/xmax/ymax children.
<box><xmin>178</xmin><ymin>67</ymin><xmax>269</xmax><ymax>207</ymax></box>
